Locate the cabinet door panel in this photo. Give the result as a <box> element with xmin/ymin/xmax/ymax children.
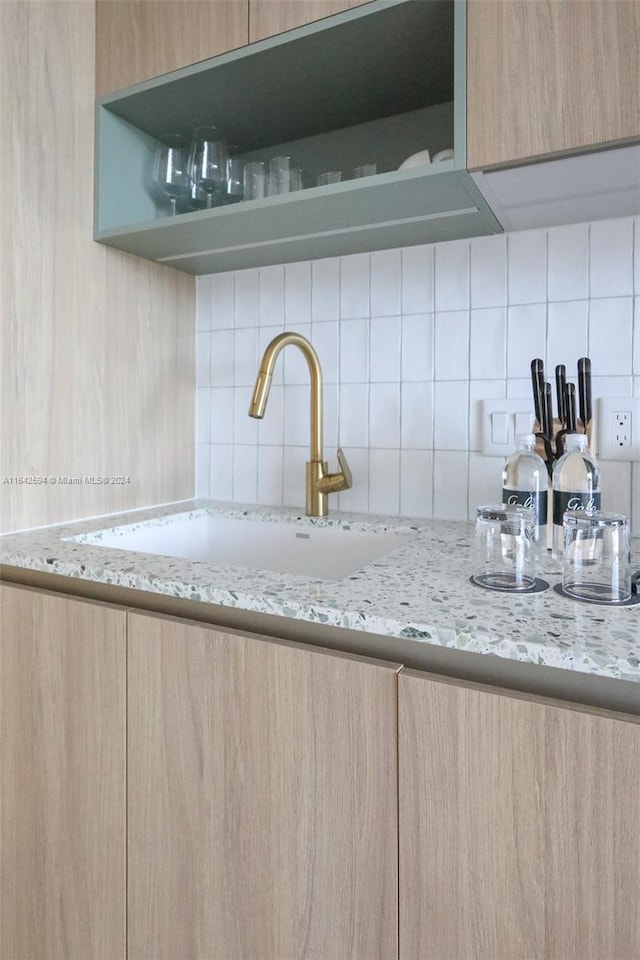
<box><xmin>399</xmin><ymin>671</ymin><xmax>640</xmax><ymax>960</ymax></box>
<box><xmin>249</xmin><ymin>0</ymin><xmax>369</xmax><ymax>42</ymax></box>
<box><xmin>467</xmin><ymin>0</ymin><xmax>640</xmax><ymax>169</ymax></box>
<box><xmin>128</xmin><ymin>612</ymin><xmax>399</xmax><ymax>960</ymax></box>
<box><xmin>96</xmin><ymin>0</ymin><xmax>249</xmax><ymax>95</ymax></box>
<box><xmin>0</xmin><ymin>585</ymin><xmax>126</xmax><ymax>960</ymax></box>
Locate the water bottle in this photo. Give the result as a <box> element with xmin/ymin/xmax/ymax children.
<box><xmin>502</xmin><ymin>434</ymin><xmax>548</xmax><ymax>556</ymax></box>
<box><xmin>551</xmin><ymin>433</ymin><xmax>601</xmax><ymax>561</ymax></box>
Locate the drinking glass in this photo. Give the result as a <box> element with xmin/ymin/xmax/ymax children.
<box><xmin>473</xmin><ymin>504</ymin><xmax>536</xmax><ymax>591</ymax></box>
<box><xmin>353</xmin><ymin>163</ymin><xmax>377</xmax><ymax>178</ymax></box>
<box><xmin>562</xmin><ymin>510</ymin><xmax>631</xmax><ymax>603</ymax></box>
<box><xmin>151</xmin><ymin>134</ymin><xmax>190</xmax><ymax>216</ymax></box>
<box><xmin>243</xmin><ymin>161</ymin><xmax>267</xmax><ymax>200</ymax></box>
<box><xmin>187</xmin><ymin>126</ymin><xmax>227</xmax><ymax>209</ymax></box>
<box><xmin>268</xmin><ymin>156</ymin><xmax>297</xmax><ymax>195</ymax></box>
<box><xmin>316</xmin><ymin>171</ymin><xmax>342</xmax><ymax>186</ymax></box>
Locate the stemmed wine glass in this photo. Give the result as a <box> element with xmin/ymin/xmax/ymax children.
<box><xmin>187</xmin><ymin>126</ymin><xmax>227</xmax><ymax>209</ymax></box>
<box><xmin>151</xmin><ymin>134</ymin><xmax>190</xmax><ymax>216</ymax></box>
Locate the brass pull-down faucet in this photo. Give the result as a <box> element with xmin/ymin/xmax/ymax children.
<box><xmin>249</xmin><ymin>331</ymin><xmax>352</xmax><ymax>517</ymax></box>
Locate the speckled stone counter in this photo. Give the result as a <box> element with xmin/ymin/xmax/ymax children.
<box><xmin>1</xmin><ymin>500</ymin><xmax>638</xmax><ymax>700</ymax></box>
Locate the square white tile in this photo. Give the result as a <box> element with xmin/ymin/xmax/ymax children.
<box><xmin>234</xmin><ymin>270</ymin><xmax>259</xmax><ymax>327</ymax></box>
<box><xmin>434</xmin><ymin>311</ymin><xmax>469</xmax><ymax>380</ymax></box>
<box><xmin>468</xmin><ymin>453</ymin><xmax>502</xmax><ymax>515</ymax></box>
<box><xmin>210</xmin><ymin>330</ymin><xmax>234</xmax><ymax>386</ymax></box>
<box><xmin>507</xmin><ymin>304</ymin><xmax>547</xmax><ymax>379</ymax></box>
<box><xmin>469</xmin><ymin>307</ymin><xmax>506</xmax><ymax>379</ymax></box>
<box><xmin>209</xmin><ymin>387</ymin><xmax>235</xmax><ymax>444</ymax></box>
<box><xmin>547</xmin><ymin>222</ymin><xmax>589</xmax><ymax>302</ymax></box>
<box><xmin>400</xmin><ymin>450</ymin><xmax>433</xmax><ymax>518</ymax></box>
<box><xmin>589</xmin><ymin>217</ymin><xmax>634</xmax><ymax>299</ymax></box>
<box><xmin>635</xmin><ymin>218</ymin><xmax>640</xmax><ymax>296</ymax></box>
<box><xmin>259</xmin><ymin>265</ymin><xmax>285</xmax><ymax>326</ymax></box>
<box><xmin>232</xmin><ymin>445</ymin><xmax>258</xmax><ymax>504</ymax></box>
<box><xmin>340</xmin><ymin>252</ymin><xmax>370</xmax><ymax>319</ymax></box>
<box><xmin>546</xmin><ymin>301</ymin><xmax>588</xmax><ymax>372</ymax></box>
<box><xmin>257</xmin><ymin>446</ymin><xmax>283</xmax><ymax>506</ymax></box>
<box><xmin>197</xmin><ymin>331</ymin><xmax>212</xmax><ymax>387</ymax></box>
<box><xmin>210</xmin><ymin>444</ymin><xmax>233</xmax><ymax>500</ymax></box>
<box><xmin>283</xmin><ymin>384</ymin><xmax>310</xmax><ymax>446</ymax></box>
<box><xmin>233</xmin><ymin>327</ymin><xmax>259</xmax><ymax>386</ymax></box>
<box><xmin>370</xmin><ymin>315</ymin><xmax>401</xmax><ymax>382</ymax></box>
<box><xmin>369</xmin><ymin>382</ymin><xmax>400</xmax><ymax>448</ymax></box>
<box><xmin>196</xmin><ymin>387</ymin><xmax>212</xmax><ymax>444</ymax></box>
<box><xmin>196</xmin><ymin>443</ymin><xmax>211</xmax><ymax>497</ymax></box>
<box><xmin>283</xmin><ymin>446</ymin><xmax>309</xmax><ymax>509</ymax></box>
<box><xmin>634</xmin><ymin>298</ymin><xmax>640</xmax><ymax>375</ymax></box>
<box><xmin>589</xmin><ymin>298</ymin><xmax>633</xmax><ymax>376</ymax></box>
<box><xmin>435</xmin><ymin>239</ymin><xmax>469</xmax><ymax>311</ymax></box>
<box><xmin>470</xmin><ymin>234</ymin><xmax>507</xmax><ymax>308</ymax></box>
<box><xmin>312</xmin><ymin>257</ymin><xmax>340</xmax><ymax>322</ymax></box>
<box><xmin>370</xmin><ymin>249</ymin><xmax>401</xmax><ymax>317</ymax></box>
<box><xmin>434</xmin><ymin>381</ymin><xmax>469</xmax><ymax>450</ymax></box>
<box><xmin>211</xmin><ymin>273</ymin><xmax>235</xmax><ymax>327</ymax></box>
<box><xmin>233</xmin><ymin>388</ymin><xmax>258</xmax><ymax>445</ymax></box>
<box><xmin>402</xmin><ymin>244</ymin><xmax>434</xmax><ymax>315</ymax></box>
<box><xmin>598</xmin><ymin>461</ymin><xmax>632</xmax><ymax>516</ymax></box>
<box><xmin>324</xmin><ymin>383</ymin><xmax>339</xmax><ymax>449</ymax></box>
<box><xmin>339</xmin><ymin>383</ymin><xmax>369</xmax><ymax>447</ymax></box>
<box><xmin>339</xmin><ymin>317</ymin><xmax>369</xmax><ymax>382</ymax></box>
<box><xmin>401</xmin><ymin>314</ymin><xmax>433</xmax><ymax>382</ymax></box>
<box><xmin>433</xmin><ymin>451</ymin><xmax>469</xmax><ymax>520</ymax></box>
<box><xmin>368</xmin><ymin>449</ymin><xmax>400</xmax><ymax>515</ymax></box>
<box><xmin>311</xmin><ymin>320</ymin><xmax>339</xmax><ymax>383</ymax></box>
<box><xmin>337</xmin><ymin>448</ymin><xmax>369</xmax><ymax>513</ymax></box>
<box><xmin>285</xmin><ymin>261</ymin><xmax>312</xmax><ymax>324</ymax></box>
<box><xmin>401</xmin><ymin>381</ymin><xmax>433</xmax><ymax>449</ymax></box>
<box><xmin>507</xmin><ymin>229</ymin><xmax>547</xmax><ymax>304</ymax></box>
<box><xmin>196</xmin><ymin>275</ymin><xmax>212</xmax><ymax>330</ymax></box>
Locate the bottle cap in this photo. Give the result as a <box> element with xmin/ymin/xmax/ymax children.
<box><xmin>516</xmin><ymin>433</ymin><xmax>536</xmax><ymax>447</ymax></box>
<box><xmin>565</xmin><ymin>432</ymin><xmax>588</xmax><ymax>451</ymax></box>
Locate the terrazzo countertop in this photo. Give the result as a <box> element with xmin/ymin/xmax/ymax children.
<box><xmin>1</xmin><ymin>500</ymin><xmax>639</xmax><ymax>687</ymax></box>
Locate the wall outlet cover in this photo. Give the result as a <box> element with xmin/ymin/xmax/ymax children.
<box><xmin>597</xmin><ymin>398</ymin><xmax>640</xmax><ymax>461</ymax></box>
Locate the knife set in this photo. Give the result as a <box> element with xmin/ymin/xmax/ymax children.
<box><xmin>530</xmin><ymin>357</ymin><xmax>594</xmax><ymax>474</ymax></box>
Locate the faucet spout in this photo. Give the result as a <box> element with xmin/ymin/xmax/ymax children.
<box><xmin>249</xmin><ymin>331</ymin><xmax>351</xmax><ymax>516</ymax></box>
<box><xmin>249</xmin><ymin>331</ymin><xmax>323</xmax><ymax>462</ymax></box>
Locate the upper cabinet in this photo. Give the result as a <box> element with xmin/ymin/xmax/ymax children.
<box><xmin>249</xmin><ymin>0</ymin><xmax>370</xmax><ymax>42</ymax></box>
<box><xmin>95</xmin><ymin>0</ymin><xmax>501</xmax><ymax>275</ymax></box>
<box><xmin>95</xmin><ymin>0</ymin><xmax>249</xmax><ymax>96</ymax></box>
<box><xmin>467</xmin><ymin>0</ymin><xmax>640</xmax><ymax>170</ymax></box>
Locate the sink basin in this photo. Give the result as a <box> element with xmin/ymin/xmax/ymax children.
<box><xmin>70</xmin><ymin>511</ymin><xmax>412</xmax><ymax>580</ymax></box>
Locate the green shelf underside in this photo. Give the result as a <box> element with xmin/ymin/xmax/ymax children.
<box><xmin>96</xmin><ymin>168</ymin><xmax>502</xmax><ymax>275</ymax></box>
<box><xmin>100</xmin><ymin>0</ymin><xmax>454</xmax><ymax>151</ymax></box>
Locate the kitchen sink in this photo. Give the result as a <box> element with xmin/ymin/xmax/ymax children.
<box><xmin>69</xmin><ymin>511</ymin><xmax>413</xmax><ymax>580</ymax></box>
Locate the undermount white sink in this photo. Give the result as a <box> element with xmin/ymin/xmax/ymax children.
<box><xmin>70</xmin><ymin>512</ymin><xmax>412</xmax><ymax>580</ymax></box>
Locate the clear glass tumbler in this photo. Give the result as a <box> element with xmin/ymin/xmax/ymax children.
<box><xmin>473</xmin><ymin>504</ymin><xmax>536</xmax><ymax>591</ymax></box>
<box><xmin>243</xmin><ymin>161</ymin><xmax>266</xmax><ymax>200</ymax></box>
<box><xmin>562</xmin><ymin>510</ymin><xmax>631</xmax><ymax>603</ymax></box>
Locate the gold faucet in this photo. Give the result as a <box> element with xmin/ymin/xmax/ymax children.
<box><xmin>249</xmin><ymin>331</ymin><xmax>352</xmax><ymax>517</ymax></box>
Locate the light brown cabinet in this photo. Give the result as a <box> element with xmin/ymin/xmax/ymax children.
<box><xmin>0</xmin><ymin>584</ymin><xmax>126</xmax><ymax>960</ymax></box>
<box><xmin>95</xmin><ymin>0</ymin><xmax>249</xmax><ymax>95</ymax></box>
<box><xmin>467</xmin><ymin>0</ymin><xmax>640</xmax><ymax>170</ymax></box>
<box><xmin>399</xmin><ymin>670</ymin><xmax>640</xmax><ymax>960</ymax></box>
<box><xmin>248</xmin><ymin>0</ymin><xmax>370</xmax><ymax>42</ymax></box>
<box><xmin>127</xmin><ymin>610</ymin><xmax>400</xmax><ymax>960</ymax></box>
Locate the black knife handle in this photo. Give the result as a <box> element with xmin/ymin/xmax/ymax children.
<box><xmin>565</xmin><ymin>382</ymin><xmax>577</xmax><ymax>432</ymax></box>
<box><xmin>541</xmin><ymin>381</ymin><xmax>553</xmax><ymax>439</ymax></box>
<box><xmin>530</xmin><ymin>358</ymin><xmax>545</xmax><ymax>428</ymax></box>
<box><xmin>577</xmin><ymin>357</ymin><xmax>592</xmax><ymax>427</ymax></box>
<box><xmin>555</xmin><ymin>364</ymin><xmax>567</xmax><ymax>426</ymax></box>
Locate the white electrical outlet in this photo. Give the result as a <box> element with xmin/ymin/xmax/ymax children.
<box><xmin>597</xmin><ymin>398</ymin><xmax>640</xmax><ymax>460</ymax></box>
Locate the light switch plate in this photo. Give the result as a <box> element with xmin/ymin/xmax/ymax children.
<box><xmin>480</xmin><ymin>399</ymin><xmax>536</xmax><ymax>457</ymax></box>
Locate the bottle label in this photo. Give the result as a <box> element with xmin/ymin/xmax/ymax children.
<box><xmin>553</xmin><ymin>491</ymin><xmax>601</xmax><ymax>526</ymax></box>
<box><xmin>503</xmin><ymin>488</ymin><xmax>548</xmax><ymax>526</ymax></box>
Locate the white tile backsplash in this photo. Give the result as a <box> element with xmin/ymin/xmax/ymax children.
<box><xmin>196</xmin><ymin>217</ymin><xmax>638</xmax><ymax>525</ymax></box>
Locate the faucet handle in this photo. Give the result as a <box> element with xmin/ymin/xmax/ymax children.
<box><xmin>336</xmin><ymin>447</ymin><xmax>352</xmax><ymax>490</ymax></box>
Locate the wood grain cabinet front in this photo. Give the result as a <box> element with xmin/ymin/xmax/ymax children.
<box><xmin>0</xmin><ymin>584</ymin><xmax>127</xmax><ymax>960</ymax></box>
<box><xmin>95</xmin><ymin>0</ymin><xmax>249</xmax><ymax>95</ymax></box>
<box><xmin>399</xmin><ymin>670</ymin><xmax>640</xmax><ymax>960</ymax></box>
<box><xmin>126</xmin><ymin>610</ymin><xmax>400</xmax><ymax>960</ymax></box>
<box><xmin>467</xmin><ymin>0</ymin><xmax>640</xmax><ymax>169</ymax></box>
